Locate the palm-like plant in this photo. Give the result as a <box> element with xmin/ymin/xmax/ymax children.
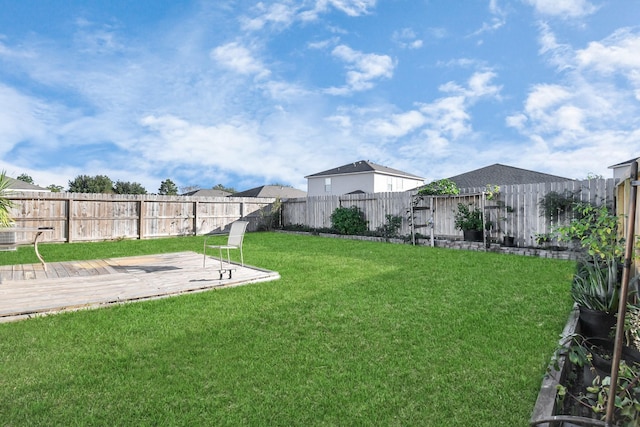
<box><xmin>0</xmin><ymin>171</ymin><xmax>15</xmax><ymax>227</ymax></box>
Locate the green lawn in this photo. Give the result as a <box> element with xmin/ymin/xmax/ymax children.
<box><xmin>0</xmin><ymin>232</ymin><xmax>574</xmax><ymax>426</ymax></box>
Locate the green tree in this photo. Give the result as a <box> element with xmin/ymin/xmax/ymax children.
<box><xmin>46</xmin><ymin>184</ymin><xmax>64</xmax><ymax>193</ymax></box>
<box><xmin>68</xmin><ymin>175</ymin><xmax>114</xmax><ymax>193</ymax></box>
<box><xmin>113</xmin><ymin>181</ymin><xmax>147</xmax><ymax>195</ymax></box>
<box><xmin>16</xmin><ymin>173</ymin><xmax>34</xmax><ymax>184</ymax></box>
<box><xmin>158</xmin><ymin>179</ymin><xmax>178</xmax><ymax>195</ymax></box>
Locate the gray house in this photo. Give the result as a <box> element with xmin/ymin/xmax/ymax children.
<box><xmin>609</xmin><ymin>157</ymin><xmax>639</xmax><ymax>182</ymax></box>
<box><xmin>447</xmin><ymin>163</ymin><xmax>573</xmax><ymax>190</ymax></box>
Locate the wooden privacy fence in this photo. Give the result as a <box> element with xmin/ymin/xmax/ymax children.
<box><xmin>5</xmin><ymin>192</ymin><xmax>277</xmax><ymax>245</ymax></box>
<box><xmin>282</xmin><ymin>178</ymin><xmax>616</xmax><ymax>247</ymax></box>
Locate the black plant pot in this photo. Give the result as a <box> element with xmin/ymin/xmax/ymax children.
<box><xmin>581</xmin><ymin>338</ymin><xmax>640</xmax><ymax>387</ymax></box>
<box><xmin>462</xmin><ymin>229</ymin><xmax>483</xmax><ymax>242</ymax></box>
<box><xmin>502</xmin><ymin>236</ymin><xmax>515</xmax><ymax>247</ymax></box>
<box><xmin>578</xmin><ymin>306</ymin><xmax>616</xmax><ymax>340</ymax></box>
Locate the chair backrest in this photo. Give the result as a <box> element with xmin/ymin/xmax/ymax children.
<box><xmin>227</xmin><ymin>221</ymin><xmax>248</xmax><ymax>247</ymax></box>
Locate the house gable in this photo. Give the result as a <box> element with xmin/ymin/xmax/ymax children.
<box><xmin>305</xmin><ymin>160</ymin><xmax>424</xmax><ymax>196</ymax></box>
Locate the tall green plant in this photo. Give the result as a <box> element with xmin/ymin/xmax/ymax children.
<box><xmin>555</xmin><ymin>202</ymin><xmax>623</xmax><ymax>259</ymax></box>
<box><xmin>330</xmin><ymin>206</ymin><xmax>368</xmax><ymax>235</ymax></box>
<box><xmin>0</xmin><ymin>171</ymin><xmax>15</xmax><ymax>227</ymax></box>
<box><xmin>453</xmin><ymin>203</ymin><xmax>483</xmax><ymax>231</ymax></box>
<box><xmin>571</xmin><ymin>258</ymin><xmax>620</xmax><ymax>311</ymax></box>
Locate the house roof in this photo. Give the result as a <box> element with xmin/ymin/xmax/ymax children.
<box><xmin>447</xmin><ymin>163</ymin><xmax>573</xmax><ymax>189</ymax></box>
<box><xmin>305</xmin><ymin>160</ymin><xmax>424</xmax><ymax>180</ymax></box>
<box><xmin>230</xmin><ymin>185</ymin><xmax>306</xmax><ymax>199</ymax></box>
<box><xmin>6</xmin><ymin>177</ymin><xmax>50</xmax><ymax>192</ymax></box>
<box><xmin>182</xmin><ymin>189</ymin><xmax>231</xmax><ymax>197</ymax></box>
<box><xmin>608</xmin><ymin>157</ymin><xmax>639</xmax><ymax>168</ymax></box>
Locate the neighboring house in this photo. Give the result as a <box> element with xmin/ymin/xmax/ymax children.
<box><xmin>182</xmin><ymin>189</ymin><xmax>231</xmax><ymax>197</ymax></box>
<box><xmin>230</xmin><ymin>185</ymin><xmax>306</xmax><ymax>199</ymax></box>
<box><xmin>6</xmin><ymin>177</ymin><xmax>50</xmax><ymax>193</ymax></box>
<box><xmin>609</xmin><ymin>157</ymin><xmax>639</xmax><ymax>182</ymax></box>
<box><xmin>305</xmin><ymin>160</ymin><xmax>424</xmax><ymax>197</ymax></box>
<box><xmin>446</xmin><ymin>163</ymin><xmax>573</xmax><ymax>190</ymax></box>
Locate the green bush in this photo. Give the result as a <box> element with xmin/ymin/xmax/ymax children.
<box><xmin>418</xmin><ymin>178</ymin><xmax>460</xmax><ymax>196</ymax></box>
<box><xmin>330</xmin><ymin>206</ymin><xmax>369</xmax><ymax>235</ymax></box>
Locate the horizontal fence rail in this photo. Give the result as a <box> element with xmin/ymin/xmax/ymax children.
<box><xmin>4</xmin><ymin>192</ymin><xmax>277</xmax><ymax>245</ymax></box>
<box><xmin>282</xmin><ymin>178</ymin><xmax>616</xmax><ymax>248</ymax></box>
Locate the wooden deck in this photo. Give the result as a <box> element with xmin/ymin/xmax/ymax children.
<box><xmin>0</xmin><ymin>252</ymin><xmax>280</xmax><ymax>323</ymax></box>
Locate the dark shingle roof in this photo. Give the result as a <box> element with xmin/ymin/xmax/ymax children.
<box><xmin>447</xmin><ymin>164</ymin><xmax>573</xmax><ymax>189</ymax></box>
<box><xmin>182</xmin><ymin>189</ymin><xmax>231</xmax><ymax>197</ymax></box>
<box><xmin>608</xmin><ymin>157</ymin><xmax>639</xmax><ymax>168</ymax></box>
<box><xmin>305</xmin><ymin>160</ymin><xmax>423</xmax><ymax>180</ymax></box>
<box><xmin>6</xmin><ymin>177</ymin><xmax>50</xmax><ymax>192</ymax></box>
<box><xmin>230</xmin><ymin>185</ymin><xmax>306</xmax><ymax>198</ymax></box>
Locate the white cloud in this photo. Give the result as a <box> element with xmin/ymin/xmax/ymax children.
<box><xmin>469</xmin><ymin>0</ymin><xmax>507</xmax><ymax>37</ymax></box>
<box><xmin>509</xmin><ymin>25</ymin><xmax>640</xmax><ymax>172</ymax></box>
<box><xmin>524</xmin><ymin>0</ymin><xmax>597</xmax><ymax>18</ymax></box>
<box><xmin>0</xmin><ymin>85</ymin><xmax>49</xmax><ymax>156</ymax></box>
<box><xmin>439</xmin><ymin>71</ymin><xmax>502</xmax><ymax>100</ymax></box>
<box><xmin>210</xmin><ymin>42</ymin><xmax>271</xmax><ymax>79</ymax></box>
<box><xmin>392</xmin><ymin>28</ymin><xmax>423</xmax><ymax>49</ymax></box>
<box><xmin>576</xmin><ymin>28</ymin><xmax>640</xmax><ymax>77</ymax></box>
<box><xmin>241</xmin><ymin>2</ymin><xmax>297</xmax><ymax>31</ymax></box>
<box><xmin>301</xmin><ymin>0</ymin><xmax>376</xmax><ymax>20</ymax></box>
<box><xmin>326</xmin><ymin>45</ymin><xmax>394</xmax><ymax>94</ymax></box>
<box><xmin>369</xmin><ymin>110</ymin><xmax>426</xmax><ymax>137</ymax></box>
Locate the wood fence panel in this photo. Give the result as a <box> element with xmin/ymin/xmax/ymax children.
<box><xmin>282</xmin><ymin>178</ymin><xmax>616</xmax><ymax>247</ymax></box>
<box><xmin>6</xmin><ymin>193</ymin><xmax>277</xmax><ymax>244</ymax></box>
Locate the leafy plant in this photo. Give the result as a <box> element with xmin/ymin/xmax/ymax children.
<box><xmin>330</xmin><ymin>205</ymin><xmax>368</xmax><ymax>235</ymax></box>
<box><xmin>555</xmin><ymin>202</ymin><xmax>624</xmax><ymax>260</ymax></box>
<box><xmin>539</xmin><ymin>190</ymin><xmax>579</xmax><ymax>223</ymax></box>
<box><xmin>453</xmin><ymin>203</ymin><xmax>483</xmax><ymax>231</ymax></box>
<box><xmin>376</xmin><ymin>214</ymin><xmax>402</xmax><ymax>240</ymax></box>
<box><xmin>484</xmin><ymin>184</ymin><xmax>500</xmax><ymax>200</ymax></box>
<box><xmin>535</xmin><ymin>232</ymin><xmax>553</xmax><ymax>246</ymax></box>
<box><xmin>571</xmin><ymin>257</ymin><xmax>620</xmax><ymax>312</ymax></box>
<box><xmin>0</xmin><ymin>170</ymin><xmax>15</xmax><ymax>227</ymax></box>
<box><xmin>418</xmin><ymin>178</ymin><xmax>459</xmax><ymax>195</ymax></box>
<box><xmin>258</xmin><ymin>197</ymin><xmax>282</xmax><ymax>231</ymax></box>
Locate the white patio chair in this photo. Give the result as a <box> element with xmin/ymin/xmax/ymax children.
<box><xmin>203</xmin><ymin>221</ymin><xmax>249</xmax><ymax>279</ymax></box>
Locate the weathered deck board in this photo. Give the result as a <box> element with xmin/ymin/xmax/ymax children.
<box><xmin>0</xmin><ymin>251</ymin><xmax>280</xmax><ymax>323</ymax></box>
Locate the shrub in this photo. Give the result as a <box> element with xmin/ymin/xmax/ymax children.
<box><xmin>330</xmin><ymin>206</ymin><xmax>368</xmax><ymax>235</ymax></box>
<box><xmin>453</xmin><ymin>203</ymin><xmax>483</xmax><ymax>231</ymax></box>
<box><xmin>376</xmin><ymin>214</ymin><xmax>402</xmax><ymax>240</ymax></box>
<box><xmin>418</xmin><ymin>178</ymin><xmax>459</xmax><ymax>196</ymax></box>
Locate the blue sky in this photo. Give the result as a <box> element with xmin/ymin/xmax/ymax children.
<box><xmin>0</xmin><ymin>0</ymin><xmax>639</xmax><ymax>193</ymax></box>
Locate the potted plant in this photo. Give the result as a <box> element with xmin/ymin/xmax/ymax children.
<box><xmin>571</xmin><ymin>256</ymin><xmax>620</xmax><ymax>339</ymax></box>
<box><xmin>454</xmin><ymin>203</ymin><xmax>483</xmax><ymax>242</ymax></box>
<box><xmin>556</xmin><ymin>202</ymin><xmax>629</xmax><ymax>340</ymax></box>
